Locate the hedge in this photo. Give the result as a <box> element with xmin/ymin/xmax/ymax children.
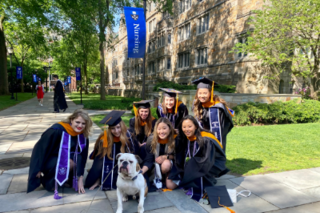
<box><xmin>233</xmin><ymin>99</ymin><xmax>320</xmax><ymax>126</ymax></box>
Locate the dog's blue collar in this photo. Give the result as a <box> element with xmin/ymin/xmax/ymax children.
<box><xmin>131</xmin><ymin>170</ymin><xmax>143</xmax><ymax>181</ymax></box>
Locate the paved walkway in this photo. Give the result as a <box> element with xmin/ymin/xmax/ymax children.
<box><xmin>0</xmin><ymin>92</ymin><xmax>320</xmax><ymax>213</ymax></box>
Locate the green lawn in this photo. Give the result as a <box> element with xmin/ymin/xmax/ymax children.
<box><xmin>0</xmin><ymin>93</ymin><xmax>35</xmax><ymax>111</ymax></box>
<box><xmin>68</xmin><ymin>92</ymin><xmax>140</xmax><ymax>110</ymax></box>
<box><xmin>91</xmin><ymin>114</ymin><xmax>132</xmax><ymax>129</ymax></box>
<box><xmin>227</xmin><ymin>123</ymin><xmax>320</xmax><ymax>175</ymax></box>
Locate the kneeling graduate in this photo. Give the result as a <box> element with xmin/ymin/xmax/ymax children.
<box><xmin>27</xmin><ymin>109</ymin><xmax>92</xmax><ymax>198</ymax></box>
<box><xmin>175</xmin><ymin>115</ymin><xmax>229</xmax><ymax>202</ymax></box>
<box><xmin>85</xmin><ymin>111</ymin><xmax>140</xmax><ymax>191</ymax></box>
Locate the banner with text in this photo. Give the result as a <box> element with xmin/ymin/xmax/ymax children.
<box><xmin>75</xmin><ymin>68</ymin><xmax>81</xmax><ymax>81</ymax></box>
<box><xmin>33</xmin><ymin>74</ymin><xmax>37</xmax><ymax>83</ymax></box>
<box><xmin>16</xmin><ymin>66</ymin><xmax>22</xmax><ymax>80</ymax></box>
<box><xmin>124</xmin><ymin>7</ymin><xmax>146</xmax><ymax>58</ymax></box>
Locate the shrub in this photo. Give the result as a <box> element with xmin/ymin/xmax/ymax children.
<box><xmin>233</xmin><ymin>99</ymin><xmax>320</xmax><ymax>126</ymax></box>
<box><xmin>153</xmin><ymin>80</ymin><xmax>236</xmax><ymax>93</ymax></box>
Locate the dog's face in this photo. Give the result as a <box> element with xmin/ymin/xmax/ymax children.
<box><xmin>116</xmin><ymin>153</ymin><xmax>142</xmax><ymax>177</ymax></box>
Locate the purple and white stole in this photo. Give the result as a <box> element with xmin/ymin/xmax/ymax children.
<box><xmin>158</xmin><ymin>104</ymin><xmax>176</xmax><ymax>127</ymax></box>
<box><xmin>54</xmin><ymin>132</ymin><xmax>86</xmax><ymax>199</ymax></box>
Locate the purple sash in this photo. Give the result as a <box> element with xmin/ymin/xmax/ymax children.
<box><xmin>54</xmin><ymin>132</ymin><xmax>86</xmax><ymax>199</ymax></box>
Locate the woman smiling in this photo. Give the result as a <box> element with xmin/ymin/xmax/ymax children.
<box><xmin>175</xmin><ymin>115</ymin><xmax>228</xmax><ymax>202</ymax></box>
<box><xmin>27</xmin><ymin>109</ymin><xmax>93</xmax><ymax>199</ymax></box>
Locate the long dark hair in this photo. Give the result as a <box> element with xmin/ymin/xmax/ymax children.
<box><xmin>178</xmin><ymin>115</ymin><xmax>205</xmax><ymax>148</ymax></box>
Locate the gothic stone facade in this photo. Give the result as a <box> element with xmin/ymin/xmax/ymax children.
<box><xmin>105</xmin><ymin>0</ymin><xmax>293</xmax><ymax>94</ymax></box>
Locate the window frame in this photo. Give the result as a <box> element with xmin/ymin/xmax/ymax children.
<box><xmin>197</xmin><ymin>14</ymin><xmax>209</xmax><ymax>35</ymax></box>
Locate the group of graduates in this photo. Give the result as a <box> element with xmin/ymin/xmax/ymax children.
<box><xmin>27</xmin><ymin>77</ymin><xmax>234</xmax><ymax>203</ymax></box>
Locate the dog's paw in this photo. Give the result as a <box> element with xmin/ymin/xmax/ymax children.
<box><xmin>138</xmin><ymin>205</ymin><xmax>144</xmax><ymax>213</ymax></box>
<box><xmin>122</xmin><ymin>196</ymin><xmax>128</xmax><ymax>202</ymax></box>
<box><xmin>116</xmin><ymin>209</ymin><xmax>122</xmax><ymax>213</ymax></box>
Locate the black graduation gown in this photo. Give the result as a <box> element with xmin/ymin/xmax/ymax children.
<box><xmin>174</xmin><ymin>135</ymin><xmax>228</xmax><ymax>190</ymax></box>
<box><xmin>129</xmin><ymin>117</ymin><xmax>157</xmax><ymax>160</ymax></box>
<box><xmin>200</xmin><ymin>103</ymin><xmax>233</xmax><ymax>151</ymax></box>
<box><xmin>54</xmin><ymin>80</ymin><xmax>68</xmax><ymax>110</ymax></box>
<box><xmin>27</xmin><ymin>124</ymin><xmax>89</xmax><ymax>193</ymax></box>
<box><xmin>84</xmin><ymin>136</ymin><xmax>140</xmax><ymax>190</ymax></box>
<box><xmin>156</xmin><ymin>103</ymin><xmax>189</xmax><ymax>130</ymax></box>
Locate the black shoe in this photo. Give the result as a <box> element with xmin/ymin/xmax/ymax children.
<box><xmin>62</xmin><ymin>109</ymin><xmax>66</xmax><ymax>112</ymax></box>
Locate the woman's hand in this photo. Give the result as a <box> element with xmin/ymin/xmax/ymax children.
<box><xmin>78</xmin><ymin>176</ymin><xmax>85</xmax><ymax>194</ymax></box>
<box><xmin>139</xmin><ymin>142</ymin><xmax>146</xmax><ymax>147</ymax></box>
<box><xmin>36</xmin><ymin>172</ymin><xmax>41</xmax><ymax>178</ymax></box>
<box><xmin>155</xmin><ymin>155</ymin><xmax>166</xmax><ymax>164</ymax></box>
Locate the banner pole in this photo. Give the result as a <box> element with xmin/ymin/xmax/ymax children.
<box><xmin>141</xmin><ymin>0</ymin><xmax>147</xmax><ymax>100</ymax></box>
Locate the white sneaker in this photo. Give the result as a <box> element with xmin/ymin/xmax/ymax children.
<box><xmin>41</xmin><ymin>104</ymin><xmax>43</xmax><ymax>106</ymax></box>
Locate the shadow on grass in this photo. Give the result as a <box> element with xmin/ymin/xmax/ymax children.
<box><xmin>226</xmin><ymin>158</ymin><xmax>263</xmax><ymax>175</ymax></box>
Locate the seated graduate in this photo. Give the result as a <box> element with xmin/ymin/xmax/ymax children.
<box><xmin>85</xmin><ymin>111</ymin><xmax>139</xmax><ymax>191</ymax></box>
<box><xmin>192</xmin><ymin>77</ymin><xmax>234</xmax><ymax>152</ymax></box>
<box><xmin>27</xmin><ymin>109</ymin><xmax>93</xmax><ymax>199</ymax></box>
<box><xmin>175</xmin><ymin>115</ymin><xmax>228</xmax><ymax>202</ymax></box>
<box><xmin>156</xmin><ymin>88</ymin><xmax>188</xmax><ymax>133</ymax></box>
<box><xmin>141</xmin><ymin>117</ymin><xmax>180</xmax><ymax>190</ymax></box>
<box><xmin>129</xmin><ymin>100</ymin><xmax>157</xmax><ymax>159</ymax></box>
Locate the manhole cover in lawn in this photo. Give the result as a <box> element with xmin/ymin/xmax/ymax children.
<box><xmin>0</xmin><ymin>157</ymin><xmax>31</xmax><ymax>170</ymax></box>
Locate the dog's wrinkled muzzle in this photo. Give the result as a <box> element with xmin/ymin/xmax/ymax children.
<box><xmin>120</xmin><ymin>161</ymin><xmax>129</xmax><ymax>173</ymax></box>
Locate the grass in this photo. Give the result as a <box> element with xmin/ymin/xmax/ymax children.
<box><xmin>227</xmin><ymin>123</ymin><xmax>320</xmax><ymax>175</ymax></box>
<box><xmin>0</xmin><ymin>93</ymin><xmax>35</xmax><ymax>111</ymax></box>
<box><xmin>91</xmin><ymin>114</ymin><xmax>132</xmax><ymax>129</ymax></box>
<box><xmin>68</xmin><ymin>92</ymin><xmax>141</xmax><ymax>110</ymax></box>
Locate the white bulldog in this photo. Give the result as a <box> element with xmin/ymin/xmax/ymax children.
<box><xmin>116</xmin><ymin>153</ymin><xmax>148</xmax><ymax>213</ymax></box>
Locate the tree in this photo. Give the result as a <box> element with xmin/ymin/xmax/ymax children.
<box><xmin>0</xmin><ymin>0</ymin><xmax>51</xmax><ymax>94</ymax></box>
<box><xmin>234</xmin><ymin>0</ymin><xmax>320</xmax><ymax>98</ymax></box>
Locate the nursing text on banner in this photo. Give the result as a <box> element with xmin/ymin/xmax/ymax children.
<box><xmin>124</xmin><ymin>7</ymin><xmax>146</xmax><ymax>58</ymax></box>
<box><xmin>75</xmin><ymin>68</ymin><xmax>81</xmax><ymax>81</ymax></box>
<box><xmin>16</xmin><ymin>66</ymin><xmax>23</xmax><ymax>80</ymax></box>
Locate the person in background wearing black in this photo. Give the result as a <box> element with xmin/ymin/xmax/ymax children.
<box><xmin>53</xmin><ymin>74</ymin><xmax>68</xmax><ymax>113</ymax></box>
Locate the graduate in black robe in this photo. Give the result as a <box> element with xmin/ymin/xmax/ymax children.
<box><xmin>192</xmin><ymin>77</ymin><xmax>234</xmax><ymax>152</ymax></box>
<box><xmin>174</xmin><ymin>115</ymin><xmax>228</xmax><ymax>202</ymax></box>
<box><xmin>129</xmin><ymin>100</ymin><xmax>157</xmax><ymax>160</ymax></box>
<box><xmin>156</xmin><ymin>88</ymin><xmax>188</xmax><ymax>132</ymax></box>
<box><xmin>53</xmin><ymin>74</ymin><xmax>68</xmax><ymax>113</ymax></box>
<box><xmin>85</xmin><ymin>111</ymin><xmax>140</xmax><ymax>191</ymax></box>
<box><xmin>141</xmin><ymin>117</ymin><xmax>180</xmax><ymax>191</ymax></box>
<box><xmin>27</xmin><ymin>109</ymin><xmax>92</xmax><ymax>198</ymax></box>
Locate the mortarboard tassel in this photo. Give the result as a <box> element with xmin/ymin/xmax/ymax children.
<box><xmin>103</xmin><ymin>129</ymin><xmax>108</xmax><ymax>148</ymax></box>
<box><xmin>175</xmin><ymin>94</ymin><xmax>179</xmax><ymax>115</ymax></box>
<box><xmin>211</xmin><ymin>81</ymin><xmax>215</xmax><ymax>103</ymax></box>
<box><xmin>133</xmin><ymin>104</ymin><xmax>138</xmax><ymax>117</ymax></box>
<box><xmin>218</xmin><ymin>197</ymin><xmax>235</xmax><ymax>213</ymax></box>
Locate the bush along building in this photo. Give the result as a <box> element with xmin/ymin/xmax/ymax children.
<box><xmin>105</xmin><ymin>0</ymin><xmax>295</xmax><ymax>96</ymax></box>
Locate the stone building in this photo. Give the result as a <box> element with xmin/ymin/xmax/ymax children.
<box><xmin>105</xmin><ymin>0</ymin><xmax>295</xmax><ymax>95</ymax></box>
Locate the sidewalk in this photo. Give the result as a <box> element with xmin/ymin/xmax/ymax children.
<box><xmin>0</xmin><ymin>92</ymin><xmax>320</xmax><ymax>213</ymax></box>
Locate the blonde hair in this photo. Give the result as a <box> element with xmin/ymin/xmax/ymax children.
<box><xmin>193</xmin><ymin>88</ymin><xmax>228</xmax><ymax>120</ymax></box>
<box><xmin>95</xmin><ymin>121</ymin><xmax>131</xmax><ymax>160</ymax></box>
<box><xmin>150</xmin><ymin>117</ymin><xmax>175</xmax><ymax>154</ymax></box>
<box><xmin>61</xmin><ymin>109</ymin><xmax>93</xmax><ymax>138</ymax></box>
<box><xmin>134</xmin><ymin>108</ymin><xmax>153</xmax><ymax>137</ymax></box>
<box><xmin>161</xmin><ymin>96</ymin><xmax>176</xmax><ymax>114</ymax></box>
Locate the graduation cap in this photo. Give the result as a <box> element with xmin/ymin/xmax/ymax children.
<box><xmin>99</xmin><ymin>111</ymin><xmax>125</xmax><ymax>148</ymax></box>
<box><xmin>159</xmin><ymin>88</ymin><xmax>182</xmax><ymax>114</ymax></box>
<box><xmin>192</xmin><ymin>77</ymin><xmax>218</xmax><ymax>103</ymax></box>
<box><xmin>99</xmin><ymin>110</ymin><xmax>125</xmax><ymax>126</ymax></box>
<box><xmin>133</xmin><ymin>100</ymin><xmax>153</xmax><ymax>117</ymax></box>
<box><xmin>205</xmin><ymin>186</ymin><xmax>234</xmax><ymax>213</ymax></box>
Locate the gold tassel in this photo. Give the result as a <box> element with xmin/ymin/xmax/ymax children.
<box><xmin>103</xmin><ymin>129</ymin><xmax>108</xmax><ymax>148</ymax></box>
<box><xmin>175</xmin><ymin>94</ymin><xmax>179</xmax><ymax>115</ymax></box>
<box><xmin>211</xmin><ymin>80</ymin><xmax>215</xmax><ymax>103</ymax></box>
<box><xmin>218</xmin><ymin>197</ymin><xmax>235</xmax><ymax>213</ymax></box>
<box><xmin>133</xmin><ymin>104</ymin><xmax>138</xmax><ymax>117</ymax></box>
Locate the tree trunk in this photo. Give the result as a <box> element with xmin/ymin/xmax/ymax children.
<box><xmin>99</xmin><ymin>40</ymin><xmax>106</xmax><ymax>100</ymax></box>
<box><xmin>0</xmin><ymin>16</ymin><xmax>9</xmax><ymax>95</ymax></box>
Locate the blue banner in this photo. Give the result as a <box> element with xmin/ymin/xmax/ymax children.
<box><xmin>33</xmin><ymin>74</ymin><xmax>37</xmax><ymax>83</ymax></box>
<box><xmin>38</xmin><ymin>77</ymin><xmax>41</xmax><ymax>82</ymax></box>
<box><xmin>124</xmin><ymin>7</ymin><xmax>146</xmax><ymax>58</ymax></box>
<box><xmin>16</xmin><ymin>66</ymin><xmax>22</xmax><ymax>79</ymax></box>
<box><xmin>75</xmin><ymin>68</ymin><xmax>81</xmax><ymax>80</ymax></box>
<box><xmin>68</xmin><ymin>76</ymin><xmax>71</xmax><ymax>84</ymax></box>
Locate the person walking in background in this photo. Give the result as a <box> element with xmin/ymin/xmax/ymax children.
<box><xmin>36</xmin><ymin>80</ymin><xmax>45</xmax><ymax>106</ymax></box>
<box><xmin>52</xmin><ymin>75</ymin><xmax>68</xmax><ymax>113</ymax></box>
